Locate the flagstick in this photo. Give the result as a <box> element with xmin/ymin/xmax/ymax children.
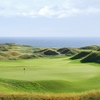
<box><xmin>23</xmin><ymin>68</ymin><xmax>25</xmax><ymax>75</ymax></box>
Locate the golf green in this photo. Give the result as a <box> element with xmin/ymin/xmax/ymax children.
<box><xmin>0</xmin><ymin>56</ymin><xmax>100</xmax><ymax>93</ymax></box>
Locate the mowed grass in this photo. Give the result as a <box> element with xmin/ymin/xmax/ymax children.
<box><xmin>0</xmin><ymin>56</ymin><xmax>100</xmax><ymax>93</ymax></box>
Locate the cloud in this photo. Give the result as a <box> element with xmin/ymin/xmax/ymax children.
<box><xmin>86</xmin><ymin>7</ymin><xmax>100</xmax><ymax>14</ymax></box>
<box><xmin>0</xmin><ymin>0</ymin><xmax>100</xmax><ymax>18</ymax></box>
<box><xmin>38</xmin><ymin>6</ymin><xmax>55</xmax><ymax>18</ymax></box>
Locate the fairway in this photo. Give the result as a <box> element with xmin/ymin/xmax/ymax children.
<box><xmin>0</xmin><ymin>56</ymin><xmax>100</xmax><ymax>93</ymax></box>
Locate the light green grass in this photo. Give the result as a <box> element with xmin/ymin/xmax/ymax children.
<box><xmin>0</xmin><ymin>56</ymin><xmax>100</xmax><ymax>93</ymax></box>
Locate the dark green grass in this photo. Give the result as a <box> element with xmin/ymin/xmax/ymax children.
<box><xmin>71</xmin><ymin>51</ymin><xmax>91</xmax><ymax>60</ymax></box>
<box><xmin>80</xmin><ymin>45</ymin><xmax>100</xmax><ymax>50</ymax></box>
<box><xmin>81</xmin><ymin>51</ymin><xmax>100</xmax><ymax>63</ymax></box>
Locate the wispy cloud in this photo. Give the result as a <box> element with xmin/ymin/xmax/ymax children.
<box><xmin>0</xmin><ymin>0</ymin><xmax>100</xmax><ymax>18</ymax></box>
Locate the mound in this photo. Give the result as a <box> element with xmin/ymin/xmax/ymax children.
<box><xmin>19</xmin><ymin>54</ymin><xmax>37</xmax><ymax>59</ymax></box>
<box><xmin>80</xmin><ymin>45</ymin><xmax>100</xmax><ymax>50</ymax></box>
<box><xmin>0</xmin><ymin>55</ymin><xmax>5</xmax><ymax>59</ymax></box>
<box><xmin>44</xmin><ymin>49</ymin><xmax>59</xmax><ymax>55</ymax></box>
<box><xmin>57</xmin><ymin>48</ymin><xmax>78</xmax><ymax>56</ymax></box>
<box><xmin>57</xmin><ymin>48</ymin><xmax>70</xmax><ymax>54</ymax></box>
<box><xmin>0</xmin><ymin>78</ymin><xmax>45</xmax><ymax>93</ymax></box>
<box><xmin>0</xmin><ymin>45</ymin><xmax>8</xmax><ymax>51</ymax></box>
<box><xmin>36</xmin><ymin>80</ymin><xmax>72</xmax><ymax>93</ymax></box>
<box><xmin>34</xmin><ymin>49</ymin><xmax>47</xmax><ymax>53</ymax></box>
<box><xmin>8</xmin><ymin>51</ymin><xmax>20</xmax><ymax>56</ymax></box>
<box><xmin>66</xmin><ymin>49</ymin><xmax>79</xmax><ymax>56</ymax></box>
<box><xmin>71</xmin><ymin>51</ymin><xmax>91</xmax><ymax>60</ymax></box>
<box><xmin>97</xmin><ymin>48</ymin><xmax>100</xmax><ymax>51</ymax></box>
<box><xmin>0</xmin><ymin>52</ymin><xmax>8</xmax><ymax>57</ymax></box>
<box><xmin>0</xmin><ymin>43</ymin><xmax>43</xmax><ymax>59</ymax></box>
<box><xmin>81</xmin><ymin>52</ymin><xmax>100</xmax><ymax>63</ymax></box>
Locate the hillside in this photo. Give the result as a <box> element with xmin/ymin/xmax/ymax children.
<box><xmin>0</xmin><ymin>43</ymin><xmax>100</xmax><ymax>64</ymax></box>
<box><xmin>71</xmin><ymin>51</ymin><xmax>91</xmax><ymax>60</ymax></box>
<box><xmin>0</xmin><ymin>43</ymin><xmax>78</xmax><ymax>59</ymax></box>
<box><xmin>71</xmin><ymin>45</ymin><xmax>100</xmax><ymax>63</ymax></box>
<box><xmin>81</xmin><ymin>51</ymin><xmax>100</xmax><ymax>63</ymax></box>
<box><xmin>79</xmin><ymin>45</ymin><xmax>100</xmax><ymax>50</ymax></box>
<box><xmin>0</xmin><ymin>43</ymin><xmax>100</xmax><ymax>99</ymax></box>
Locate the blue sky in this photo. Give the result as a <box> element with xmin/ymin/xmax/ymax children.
<box><xmin>0</xmin><ymin>0</ymin><xmax>100</xmax><ymax>37</ymax></box>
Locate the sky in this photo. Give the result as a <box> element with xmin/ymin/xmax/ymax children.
<box><xmin>0</xmin><ymin>0</ymin><xmax>100</xmax><ymax>37</ymax></box>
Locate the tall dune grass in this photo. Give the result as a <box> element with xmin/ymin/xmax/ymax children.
<box><xmin>0</xmin><ymin>90</ymin><xmax>100</xmax><ymax>100</ymax></box>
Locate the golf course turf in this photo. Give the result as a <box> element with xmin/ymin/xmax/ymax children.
<box><xmin>0</xmin><ymin>43</ymin><xmax>100</xmax><ymax>99</ymax></box>
<box><xmin>0</xmin><ymin>56</ymin><xmax>100</xmax><ymax>94</ymax></box>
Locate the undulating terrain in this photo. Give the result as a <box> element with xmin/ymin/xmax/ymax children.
<box><xmin>0</xmin><ymin>43</ymin><xmax>100</xmax><ymax>99</ymax></box>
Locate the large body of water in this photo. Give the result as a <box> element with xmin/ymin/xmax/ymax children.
<box><xmin>0</xmin><ymin>37</ymin><xmax>100</xmax><ymax>48</ymax></box>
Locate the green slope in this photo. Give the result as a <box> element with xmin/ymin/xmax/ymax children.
<box><xmin>0</xmin><ymin>57</ymin><xmax>100</xmax><ymax>93</ymax></box>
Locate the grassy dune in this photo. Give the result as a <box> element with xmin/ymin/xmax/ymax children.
<box><xmin>81</xmin><ymin>51</ymin><xmax>100</xmax><ymax>63</ymax></box>
<box><xmin>71</xmin><ymin>51</ymin><xmax>91</xmax><ymax>60</ymax></box>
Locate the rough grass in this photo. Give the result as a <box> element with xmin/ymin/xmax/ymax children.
<box><xmin>57</xmin><ymin>48</ymin><xmax>79</xmax><ymax>56</ymax></box>
<box><xmin>0</xmin><ymin>79</ymin><xmax>45</xmax><ymax>94</ymax></box>
<box><xmin>71</xmin><ymin>51</ymin><xmax>91</xmax><ymax>60</ymax></box>
<box><xmin>43</xmin><ymin>49</ymin><xmax>59</xmax><ymax>55</ymax></box>
<box><xmin>81</xmin><ymin>51</ymin><xmax>100</xmax><ymax>63</ymax></box>
<box><xmin>80</xmin><ymin>45</ymin><xmax>100</xmax><ymax>50</ymax></box>
<box><xmin>0</xmin><ymin>43</ymin><xmax>42</xmax><ymax>60</ymax></box>
<box><xmin>0</xmin><ymin>90</ymin><xmax>100</xmax><ymax>100</ymax></box>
